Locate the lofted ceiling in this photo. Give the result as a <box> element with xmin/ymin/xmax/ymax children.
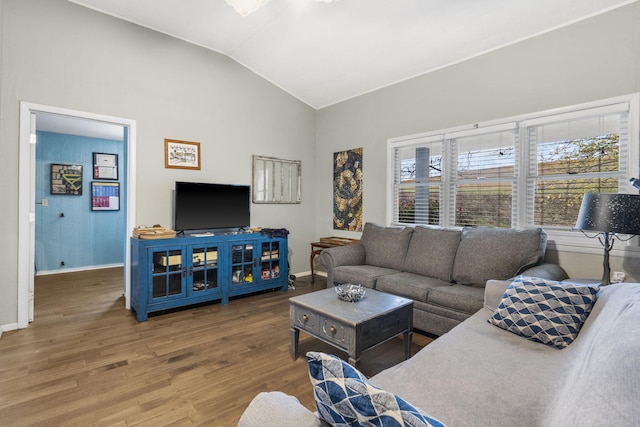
<box><xmin>70</xmin><ymin>0</ymin><xmax>636</xmax><ymax>109</ymax></box>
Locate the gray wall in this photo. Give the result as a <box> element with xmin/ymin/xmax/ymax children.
<box><xmin>314</xmin><ymin>3</ymin><xmax>640</xmax><ymax>280</ymax></box>
<box><xmin>0</xmin><ymin>0</ymin><xmax>316</xmax><ymax>327</ymax></box>
<box><xmin>3</xmin><ymin>0</ymin><xmax>640</xmax><ymax>328</ymax></box>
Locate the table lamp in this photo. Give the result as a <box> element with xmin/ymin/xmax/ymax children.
<box><xmin>575</xmin><ymin>193</ymin><xmax>640</xmax><ymax>285</ymax></box>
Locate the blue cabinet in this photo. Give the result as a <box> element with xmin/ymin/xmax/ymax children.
<box><xmin>131</xmin><ymin>233</ymin><xmax>288</xmax><ymax>321</ymax></box>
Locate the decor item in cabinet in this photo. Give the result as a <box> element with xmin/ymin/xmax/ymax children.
<box><xmin>130</xmin><ymin>232</ymin><xmax>288</xmax><ymax>321</ymax></box>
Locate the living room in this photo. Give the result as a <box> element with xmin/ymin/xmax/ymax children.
<box><xmin>2</xmin><ymin>0</ymin><xmax>640</xmax><ymax>424</ymax></box>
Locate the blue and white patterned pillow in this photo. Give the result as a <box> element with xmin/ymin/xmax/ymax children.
<box><xmin>306</xmin><ymin>351</ymin><xmax>445</xmax><ymax>427</ymax></box>
<box><xmin>488</xmin><ymin>276</ymin><xmax>600</xmax><ymax>349</ymax></box>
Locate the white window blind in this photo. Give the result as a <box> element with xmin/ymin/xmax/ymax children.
<box><xmin>525</xmin><ymin>108</ymin><xmax>629</xmax><ymax>228</ymax></box>
<box><xmin>387</xmin><ymin>94</ymin><xmax>638</xmax><ymax>233</ymax></box>
<box><xmin>392</xmin><ymin>139</ymin><xmax>443</xmax><ymax>226</ymax></box>
<box><xmin>449</xmin><ymin>127</ymin><xmax>517</xmax><ymax>227</ymax></box>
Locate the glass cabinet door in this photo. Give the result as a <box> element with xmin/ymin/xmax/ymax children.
<box><xmin>190</xmin><ymin>245</ymin><xmax>220</xmax><ymax>295</ymax></box>
<box><xmin>151</xmin><ymin>248</ymin><xmax>186</xmax><ymax>301</ymax></box>
<box><xmin>231</xmin><ymin>243</ymin><xmax>254</xmax><ymax>286</ymax></box>
<box><xmin>259</xmin><ymin>240</ymin><xmax>281</xmax><ymax>282</ymax></box>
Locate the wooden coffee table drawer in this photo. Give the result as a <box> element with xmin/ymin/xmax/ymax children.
<box><xmin>291</xmin><ymin>305</ymin><xmax>320</xmax><ymax>334</ymax></box>
<box><xmin>320</xmin><ymin>316</ymin><xmax>349</xmax><ymax>347</ymax></box>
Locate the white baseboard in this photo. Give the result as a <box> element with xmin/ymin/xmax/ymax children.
<box><xmin>36</xmin><ymin>263</ymin><xmax>124</xmax><ymax>276</ymax></box>
<box><xmin>1</xmin><ymin>323</ymin><xmax>18</xmax><ymax>336</ymax></box>
<box><xmin>291</xmin><ymin>271</ymin><xmax>326</xmax><ymax>278</ymax></box>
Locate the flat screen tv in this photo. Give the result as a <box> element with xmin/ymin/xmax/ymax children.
<box><xmin>173</xmin><ymin>181</ymin><xmax>250</xmax><ymax>233</ymax></box>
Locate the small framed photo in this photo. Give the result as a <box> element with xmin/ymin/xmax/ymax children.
<box><xmin>91</xmin><ymin>181</ymin><xmax>120</xmax><ymax>211</ymax></box>
<box><xmin>50</xmin><ymin>164</ymin><xmax>83</xmax><ymax>195</ymax></box>
<box><xmin>165</xmin><ymin>139</ymin><xmax>201</xmax><ymax>170</ymax></box>
<box><xmin>93</xmin><ymin>153</ymin><xmax>118</xmax><ymax>180</ymax></box>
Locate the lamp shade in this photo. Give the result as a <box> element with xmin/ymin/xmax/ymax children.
<box><xmin>575</xmin><ymin>193</ymin><xmax>640</xmax><ymax>235</ymax></box>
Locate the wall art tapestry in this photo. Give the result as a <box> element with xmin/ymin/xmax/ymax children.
<box><xmin>50</xmin><ymin>164</ymin><xmax>83</xmax><ymax>195</ymax></box>
<box><xmin>333</xmin><ymin>147</ymin><xmax>363</xmax><ymax>231</ymax></box>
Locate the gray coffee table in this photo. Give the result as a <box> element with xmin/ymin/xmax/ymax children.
<box><xmin>290</xmin><ymin>287</ymin><xmax>413</xmax><ymax>366</ymax></box>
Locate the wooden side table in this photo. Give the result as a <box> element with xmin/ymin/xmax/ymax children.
<box><xmin>310</xmin><ymin>237</ymin><xmax>359</xmax><ymax>284</ymax></box>
<box><xmin>290</xmin><ymin>288</ymin><xmax>413</xmax><ymax>366</ymax></box>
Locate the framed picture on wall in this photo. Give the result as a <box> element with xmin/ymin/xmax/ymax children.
<box><xmin>50</xmin><ymin>163</ymin><xmax>83</xmax><ymax>195</ymax></box>
<box><xmin>91</xmin><ymin>181</ymin><xmax>120</xmax><ymax>211</ymax></box>
<box><xmin>164</xmin><ymin>139</ymin><xmax>201</xmax><ymax>170</ymax></box>
<box><xmin>93</xmin><ymin>153</ymin><xmax>118</xmax><ymax>180</ymax></box>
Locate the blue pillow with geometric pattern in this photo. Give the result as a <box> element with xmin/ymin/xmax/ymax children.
<box><xmin>306</xmin><ymin>351</ymin><xmax>446</xmax><ymax>427</ymax></box>
<box><xmin>488</xmin><ymin>276</ymin><xmax>600</xmax><ymax>349</ymax></box>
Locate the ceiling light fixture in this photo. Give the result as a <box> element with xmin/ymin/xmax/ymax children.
<box><xmin>225</xmin><ymin>0</ymin><xmax>271</xmax><ymax>17</ymax></box>
<box><xmin>226</xmin><ymin>0</ymin><xmax>338</xmax><ymax>17</ymax></box>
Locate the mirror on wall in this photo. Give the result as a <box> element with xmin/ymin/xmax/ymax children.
<box><xmin>252</xmin><ymin>155</ymin><xmax>301</xmax><ymax>204</ymax></box>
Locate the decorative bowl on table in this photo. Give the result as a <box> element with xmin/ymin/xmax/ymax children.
<box><xmin>334</xmin><ymin>283</ymin><xmax>365</xmax><ymax>302</ymax></box>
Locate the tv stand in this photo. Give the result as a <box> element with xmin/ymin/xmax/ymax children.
<box><xmin>130</xmin><ymin>232</ymin><xmax>288</xmax><ymax>321</ymax></box>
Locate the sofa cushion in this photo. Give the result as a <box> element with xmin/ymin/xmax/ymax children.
<box><xmin>452</xmin><ymin>227</ymin><xmax>546</xmax><ymax>286</ymax></box>
<box><xmin>427</xmin><ymin>284</ymin><xmax>485</xmax><ymax>315</ymax></box>
<box><xmin>332</xmin><ymin>265</ymin><xmax>400</xmax><ymax>289</ymax></box>
<box><xmin>488</xmin><ymin>276</ymin><xmax>599</xmax><ymax>349</ymax></box>
<box><xmin>403</xmin><ymin>226</ymin><xmax>462</xmax><ymax>282</ymax></box>
<box><xmin>376</xmin><ymin>272</ymin><xmax>450</xmax><ymax>303</ymax></box>
<box><xmin>306</xmin><ymin>351</ymin><xmax>445</xmax><ymax>427</ymax></box>
<box><xmin>360</xmin><ymin>223</ymin><xmax>414</xmax><ymax>270</ymax></box>
<box><xmin>238</xmin><ymin>391</ymin><xmax>328</xmax><ymax>427</ymax></box>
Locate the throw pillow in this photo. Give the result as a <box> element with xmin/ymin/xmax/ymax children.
<box><xmin>488</xmin><ymin>276</ymin><xmax>599</xmax><ymax>349</ymax></box>
<box><xmin>306</xmin><ymin>351</ymin><xmax>445</xmax><ymax>427</ymax></box>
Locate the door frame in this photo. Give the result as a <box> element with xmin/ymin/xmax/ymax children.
<box><xmin>18</xmin><ymin>102</ymin><xmax>137</xmax><ymax>328</ymax></box>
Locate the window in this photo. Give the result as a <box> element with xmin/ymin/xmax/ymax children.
<box><xmin>450</xmin><ymin>124</ymin><xmax>517</xmax><ymax>227</ymax></box>
<box><xmin>392</xmin><ymin>137</ymin><xmax>443</xmax><ymax>226</ymax></box>
<box><xmin>524</xmin><ymin>107</ymin><xmax>628</xmax><ymax>229</ymax></box>
<box><xmin>388</xmin><ymin>94</ymin><xmax>638</xmax><ymax>235</ymax></box>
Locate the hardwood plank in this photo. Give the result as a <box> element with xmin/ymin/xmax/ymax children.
<box><xmin>0</xmin><ymin>268</ymin><xmax>431</xmax><ymax>426</ymax></box>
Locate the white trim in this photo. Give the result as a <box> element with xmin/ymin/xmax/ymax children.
<box><xmin>391</xmin><ymin>94</ymin><xmax>638</xmax><ymax>144</ymax></box>
<box><xmin>18</xmin><ymin>102</ymin><xmax>136</xmax><ymax>329</ymax></box>
<box><xmin>522</xmin><ymin>102</ymin><xmax>630</xmax><ymax>127</ymax></box>
<box><xmin>444</xmin><ymin>122</ymin><xmax>517</xmax><ymax>139</ymax></box>
<box><xmin>18</xmin><ymin>104</ymin><xmax>34</xmax><ymax>328</ymax></box>
<box><xmin>0</xmin><ymin>323</ymin><xmax>18</xmax><ymax>334</ymax></box>
<box><xmin>35</xmin><ymin>263</ymin><xmax>125</xmax><ymax>276</ymax></box>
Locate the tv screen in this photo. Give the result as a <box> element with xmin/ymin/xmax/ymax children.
<box><xmin>174</xmin><ymin>182</ymin><xmax>250</xmax><ymax>232</ymax></box>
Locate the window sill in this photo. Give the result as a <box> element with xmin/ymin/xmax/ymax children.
<box><xmin>544</xmin><ymin>228</ymin><xmax>640</xmax><ymax>259</ymax></box>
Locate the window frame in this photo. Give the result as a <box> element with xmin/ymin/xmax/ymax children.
<box><xmin>387</xmin><ymin>93</ymin><xmax>640</xmax><ymax>257</ymax></box>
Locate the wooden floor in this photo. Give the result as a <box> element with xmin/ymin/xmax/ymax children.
<box><xmin>0</xmin><ymin>268</ymin><xmax>431</xmax><ymax>426</ymax></box>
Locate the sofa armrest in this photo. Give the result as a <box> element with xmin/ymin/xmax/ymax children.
<box><xmin>519</xmin><ymin>263</ymin><xmax>569</xmax><ymax>281</ymax></box>
<box><xmin>485</xmin><ymin>264</ymin><xmax>571</xmax><ymax>311</ymax></box>
<box><xmin>320</xmin><ymin>244</ymin><xmax>366</xmax><ymax>287</ymax></box>
<box><xmin>238</xmin><ymin>391</ymin><xmax>327</xmax><ymax>427</ymax></box>
<box><xmin>484</xmin><ymin>279</ymin><xmax>512</xmax><ymax>312</ymax></box>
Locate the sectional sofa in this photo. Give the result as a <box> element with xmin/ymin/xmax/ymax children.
<box><xmin>239</xmin><ymin>279</ymin><xmax>640</xmax><ymax>426</ymax></box>
<box><xmin>320</xmin><ymin>223</ymin><xmax>568</xmax><ymax>336</ymax></box>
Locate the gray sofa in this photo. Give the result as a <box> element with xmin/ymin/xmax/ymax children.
<box><xmin>320</xmin><ymin>223</ymin><xmax>567</xmax><ymax>336</ymax></box>
<box><xmin>239</xmin><ymin>280</ymin><xmax>640</xmax><ymax>426</ymax></box>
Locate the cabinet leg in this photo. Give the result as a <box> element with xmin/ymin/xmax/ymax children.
<box><xmin>290</xmin><ymin>327</ymin><xmax>300</xmax><ymax>360</ymax></box>
<box><xmin>134</xmin><ymin>309</ymin><xmax>148</xmax><ymax>322</ymax></box>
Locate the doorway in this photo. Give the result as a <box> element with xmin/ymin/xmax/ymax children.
<box><xmin>18</xmin><ymin>102</ymin><xmax>137</xmax><ymax>328</ymax></box>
